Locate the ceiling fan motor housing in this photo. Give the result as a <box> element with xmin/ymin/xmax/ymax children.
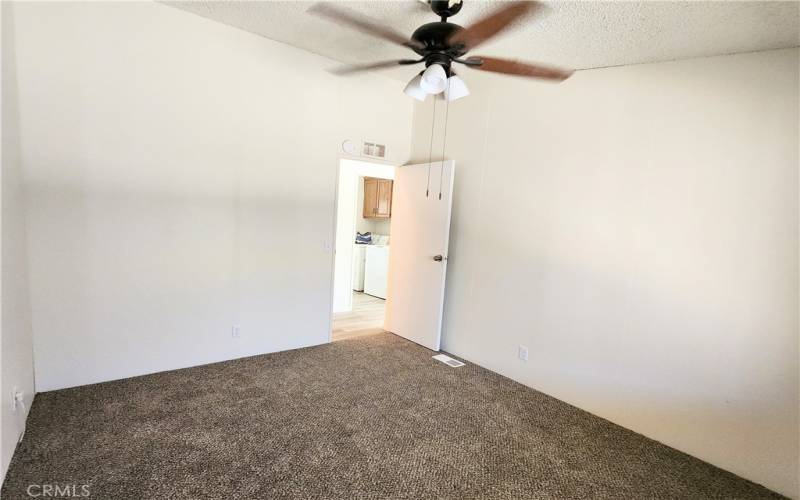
<box><xmin>411</xmin><ymin>22</ymin><xmax>467</xmax><ymax>72</ymax></box>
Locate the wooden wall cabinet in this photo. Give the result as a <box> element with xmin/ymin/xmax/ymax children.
<box><xmin>363</xmin><ymin>177</ymin><xmax>393</xmax><ymax>219</ymax></box>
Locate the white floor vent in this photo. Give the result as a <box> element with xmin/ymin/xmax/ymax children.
<box><xmin>433</xmin><ymin>354</ymin><xmax>465</xmax><ymax>368</ymax></box>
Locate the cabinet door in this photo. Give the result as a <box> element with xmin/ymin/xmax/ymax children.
<box><xmin>363</xmin><ymin>178</ymin><xmax>378</xmax><ymax>218</ymax></box>
<box><xmin>376</xmin><ymin>179</ymin><xmax>393</xmax><ymax>218</ymax></box>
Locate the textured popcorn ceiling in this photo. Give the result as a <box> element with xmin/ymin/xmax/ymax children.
<box><xmin>165</xmin><ymin>1</ymin><xmax>799</xmax><ymax>75</ymax></box>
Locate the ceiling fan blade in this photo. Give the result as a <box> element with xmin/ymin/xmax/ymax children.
<box><xmin>330</xmin><ymin>59</ymin><xmax>422</xmax><ymax>76</ymax></box>
<box><xmin>308</xmin><ymin>3</ymin><xmax>424</xmax><ymax>51</ymax></box>
<box><xmin>465</xmin><ymin>56</ymin><xmax>574</xmax><ymax>81</ymax></box>
<box><xmin>449</xmin><ymin>1</ymin><xmax>543</xmax><ymax>51</ymax></box>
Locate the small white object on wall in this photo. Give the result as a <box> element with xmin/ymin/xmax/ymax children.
<box><xmin>342</xmin><ymin>140</ymin><xmax>358</xmax><ymax>155</ymax></box>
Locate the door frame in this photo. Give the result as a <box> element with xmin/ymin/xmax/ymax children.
<box><xmin>327</xmin><ymin>157</ymin><xmax>397</xmax><ymax>343</ymax></box>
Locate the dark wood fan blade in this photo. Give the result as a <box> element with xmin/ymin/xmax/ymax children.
<box><xmin>465</xmin><ymin>56</ymin><xmax>574</xmax><ymax>81</ymax></box>
<box><xmin>308</xmin><ymin>3</ymin><xmax>423</xmax><ymax>50</ymax></box>
<box><xmin>330</xmin><ymin>59</ymin><xmax>422</xmax><ymax>76</ymax></box>
<box><xmin>449</xmin><ymin>2</ymin><xmax>543</xmax><ymax>51</ymax></box>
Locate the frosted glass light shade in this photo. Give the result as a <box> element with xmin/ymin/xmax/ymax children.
<box><xmin>444</xmin><ymin>75</ymin><xmax>469</xmax><ymax>101</ymax></box>
<box><xmin>404</xmin><ymin>75</ymin><xmax>427</xmax><ymax>101</ymax></box>
<box><xmin>420</xmin><ymin>64</ymin><xmax>447</xmax><ymax>94</ymax></box>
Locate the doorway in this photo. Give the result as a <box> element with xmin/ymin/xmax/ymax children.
<box><xmin>331</xmin><ymin>159</ymin><xmax>395</xmax><ymax>341</ymax></box>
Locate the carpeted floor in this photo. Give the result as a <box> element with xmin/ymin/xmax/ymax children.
<box><xmin>1</xmin><ymin>333</ymin><xmax>783</xmax><ymax>499</ymax></box>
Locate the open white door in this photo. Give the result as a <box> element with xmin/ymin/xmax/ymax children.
<box><xmin>384</xmin><ymin>161</ymin><xmax>454</xmax><ymax>351</ymax></box>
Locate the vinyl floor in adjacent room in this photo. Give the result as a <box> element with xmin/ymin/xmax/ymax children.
<box><xmin>331</xmin><ymin>291</ymin><xmax>385</xmax><ymax>341</ymax></box>
<box><xmin>1</xmin><ymin>333</ymin><xmax>783</xmax><ymax>499</ymax></box>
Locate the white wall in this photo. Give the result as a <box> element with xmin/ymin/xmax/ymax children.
<box><xmin>12</xmin><ymin>2</ymin><xmax>412</xmax><ymax>391</ymax></box>
<box><xmin>1</xmin><ymin>2</ymin><xmax>36</xmax><ymax>484</ymax></box>
<box><xmin>7</xmin><ymin>1</ymin><xmax>797</xmax><ymax>495</ymax></box>
<box><xmin>332</xmin><ymin>160</ymin><xmax>393</xmax><ymax>313</ymax></box>
<box><xmin>410</xmin><ymin>48</ymin><xmax>799</xmax><ymax>497</ymax></box>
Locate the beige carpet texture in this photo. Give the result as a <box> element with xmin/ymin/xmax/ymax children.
<box><xmin>1</xmin><ymin>333</ymin><xmax>784</xmax><ymax>499</ymax></box>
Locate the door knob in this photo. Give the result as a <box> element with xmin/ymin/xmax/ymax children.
<box><xmin>433</xmin><ymin>255</ymin><xmax>444</xmax><ymax>262</ymax></box>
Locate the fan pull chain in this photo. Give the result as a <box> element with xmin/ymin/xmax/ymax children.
<box><xmin>438</xmin><ymin>78</ymin><xmax>452</xmax><ymax>200</ymax></box>
<box><xmin>426</xmin><ymin>93</ymin><xmax>437</xmax><ymax>197</ymax></box>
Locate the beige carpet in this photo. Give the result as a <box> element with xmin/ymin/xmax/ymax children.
<box><xmin>1</xmin><ymin>333</ymin><xmax>783</xmax><ymax>499</ymax></box>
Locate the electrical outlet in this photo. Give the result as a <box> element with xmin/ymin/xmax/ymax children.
<box><xmin>518</xmin><ymin>345</ymin><xmax>529</xmax><ymax>362</ymax></box>
<box><xmin>231</xmin><ymin>325</ymin><xmax>241</xmax><ymax>338</ymax></box>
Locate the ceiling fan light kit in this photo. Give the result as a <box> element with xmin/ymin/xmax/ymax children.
<box><xmin>310</xmin><ymin>0</ymin><xmax>574</xmax><ymax>101</ymax></box>
<box><xmin>404</xmin><ymin>74</ymin><xmax>428</xmax><ymax>101</ymax></box>
<box><xmin>444</xmin><ymin>75</ymin><xmax>469</xmax><ymax>101</ymax></box>
<box><xmin>420</xmin><ymin>64</ymin><xmax>449</xmax><ymax>94</ymax></box>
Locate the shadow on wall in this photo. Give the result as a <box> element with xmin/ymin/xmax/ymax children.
<box><xmin>24</xmin><ymin>181</ymin><xmax>337</xmax><ymax>392</ymax></box>
<box><xmin>1</xmin><ymin>0</ymin><xmax>36</xmax><ymax>484</ymax></box>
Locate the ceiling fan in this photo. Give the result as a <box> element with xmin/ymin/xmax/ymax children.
<box><xmin>309</xmin><ymin>0</ymin><xmax>574</xmax><ymax>101</ymax></box>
